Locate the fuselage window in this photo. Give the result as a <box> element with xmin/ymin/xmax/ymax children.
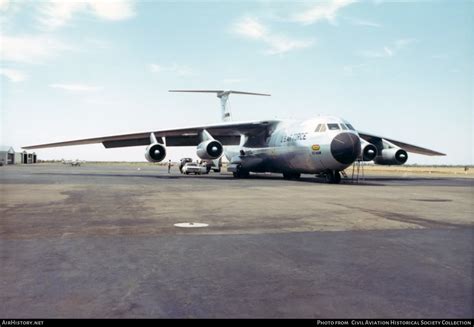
<box><xmin>327</xmin><ymin>123</ymin><xmax>340</xmax><ymax>130</ymax></box>
<box><xmin>346</xmin><ymin>124</ymin><xmax>355</xmax><ymax>131</ymax></box>
<box><xmin>340</xmin><ymin>124</ymin><xmax>348</xmax><ymax>130</ymax></box>
<box><xmin>315</xmin><ymin>124</ymin><xmax>327</xmax><ymax>132</ymax></box>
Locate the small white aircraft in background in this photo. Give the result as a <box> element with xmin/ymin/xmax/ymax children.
<box><xmin>61</xmin><ymin>159</ymin><xmax>82</xmax><ymax>166</ymax></box>
<box><xmin>25</xmin><ymin>90</ymin><xmax>444</xmax><ymax>183</ymax></box>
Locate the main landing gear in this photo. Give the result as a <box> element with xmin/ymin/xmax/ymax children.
<box><xmin>324</xmin><ymin>170</ymin><xmax>341</xmax><ymax>184</ymax></box>
<box><xmin>283</xmin><ymin>172</ymin><xmax>301</xmax><ymax>180</ymax></box>
<box><xmin>232</xmin><ymin>165</ymin><xmax>250</xmax><ymax>178</ymax></box>
<box><xmin>232</xmin><ymin>170</ymin><xmax>250</xmax><ymax>178</ymax></box>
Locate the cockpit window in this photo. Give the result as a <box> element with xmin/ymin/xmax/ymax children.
<box><xmin>327</xmin><ymin>123</ymin><xmax>340</xmax><ymax>130</ymax></box>
<box><xmin>340</xmin><ymin>124</ymin><xmax>348</xmax><ymax>130</ymax></box>
<box><xmin>346</xmin><ymin>124</ymin><xmax>355</xmax><ymax>131</ymax></box>
<box><xmin>315</xmin><ymin>124</ymin><xmax>326</xmax><ymax>132</ymax></box>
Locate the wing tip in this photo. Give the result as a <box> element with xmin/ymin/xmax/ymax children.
<box><xmin>429</xmin><ymin>151</ymin><xmax>447</xmax><ymax>156</ymax></box>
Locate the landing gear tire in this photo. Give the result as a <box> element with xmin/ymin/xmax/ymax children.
<box><xmin>232</xmin><ymin>167</ymin><xmax>250</xmax><ymax>178</ymax></box>
<box><xmin>325</xmin><ymin>171</ymin><xmax>341</xmax><ymax>184</ymax></box>
<box><xmin>283</xmin><ymin>172</ymin><xmax>301</xmax><ymax>180</ymax></box>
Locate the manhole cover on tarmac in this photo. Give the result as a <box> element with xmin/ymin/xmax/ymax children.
<box><xmin>174</xmin><ymin>222</ymin><xmax>209</xmax><ymax>228</ymax></box>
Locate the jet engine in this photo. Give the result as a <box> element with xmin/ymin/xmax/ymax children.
<box><xmin>196</xmin><ymin>140</ymin><xmax>223</xmax><ymax>160</ymax></box>
<box><xmin>145</xmin><ymin>143</ymin><xmax>167</xmax><ymax>162</ymax></box>
<box><xmin>374</xmin><ymin>148</ymin><xmax>408</xmax><ymax>165</ymax></box>
<box><xmin>359</xmin><ymin>139</ymin><xmax>378</xmax><ymax>162</ymax></box>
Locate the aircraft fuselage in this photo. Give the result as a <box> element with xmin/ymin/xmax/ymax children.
<box><xmin>225</xmin><ymin>116</ymin><xmax>361</xmax><ymax>175</ymax></box>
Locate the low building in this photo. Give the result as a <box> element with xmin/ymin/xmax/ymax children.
<box><xmin>0</xmin><ymin>146</ymin><xmax>15</xmax><ymax>165</ymax></box>
<box><xmin>0</xmin><ymin>146</ymin><xmax>37</xmax><ymax>165</ymax></box>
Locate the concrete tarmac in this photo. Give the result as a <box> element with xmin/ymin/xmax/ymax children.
<box><xmin>0</xmin><ymin>164</ymin><xmax>472</xmax><ymax>318</ymax></box>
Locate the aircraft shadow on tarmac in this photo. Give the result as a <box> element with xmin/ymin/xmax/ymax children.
<box><xmin>34</xmin><ymin>171</ymin><xmax>437</xmax><ymax>186</ymax></box>
<box><xmin>35</xmin><ymin>171</ymin><xmax>470</xmax><ymax>187</ymax></box>
<box><xmin>37</xmin><ymin>171</ymin><xmax>320</xmax><ymax>182</ymax></box>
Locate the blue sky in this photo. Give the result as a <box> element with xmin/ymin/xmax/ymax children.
<box><xmin>0</xmin><ymin>0</ymin><xmax>472</xmax><ymax>165</ymax></box>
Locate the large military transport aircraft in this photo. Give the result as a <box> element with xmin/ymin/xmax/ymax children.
<box><xmin>23</xmin><ymin>90</ymin><xmax>445</xmax><ymax>183</ymax></box>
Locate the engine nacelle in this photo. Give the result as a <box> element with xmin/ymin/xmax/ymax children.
<box><xmin>196</xmin><ymin>140</ymin><xmax>223</xmax><ymax>160</ymax></box>
<box><xmin>359</xmin><ymin>139</ymin><xmax>378</xmax><ymax>162</ymax></box>
<box><xmin>374</xmin><ymin>148</ymin><xmax>408</xmax><ymax>165</ymax></box>
<box><xmin>145</xmin><ymin>143</ymin><xmax>166</xmax><ymax>163</ymax></box>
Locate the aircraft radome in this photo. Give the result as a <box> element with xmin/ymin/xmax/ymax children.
<box><xmin>23</xmin><ymin>90</ymin><xmax>445</xmax><ymax>184</ymax></box>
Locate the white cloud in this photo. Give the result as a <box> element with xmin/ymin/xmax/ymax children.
<box><xmin>348</xmin><ymin>17</ymin><xmax>381</xmax><ymax>27</ymax></box>
<box><xmin>0</xmin><ymin>34</ymin><xmax>72</xmax><ymax>64</ymax></box>
<box><xmin>383</xmin><ymin>46</ymin><xmax>393</xmax><ymax>57</ymax></box>
<box><xmin>0</xmin><ymin>68</ymin><xmax>27</xmax><ymax>82</ymax></box>
<box><xmin>357</xmin><ymin>50</ymin><xmax>386</xmax><ymax>58</ymax></box>
<box><xmin>358</xmin><ymin>47</ymin><xmax>393</xmax><ymax>58</ymax></box>
<box><xmin>50</xmin><ymin>83</ymin><xmax>101</xmax><ymax>92</ymax></box>
<box><xmin>149</xmin><ymin>64</ymin><xmax>162</xmax><ymax>73</ymax></box>
<box><xmin>263</xmin><ymin>35</ymin><xmax>314</xmax><ymax>55</ymax></box>
<box><xmin>149</xmin><ymin>63</ymin><xmax>194</xmax><ymax>76</ymax></box>
<box><xmin>395</xmin><ymin>38</ymin><xmax>416</xmax><ymax>49</ymax></box>
<box><xmin>0</xmin><ymin>2</ymin><xmax>27</xmax><ymax>37</ymax></box>
<box><xmin>233</xmin><ymin>16</ymin><xmax>268</xmax><ymax>39</ymax></box>
<box><xmin>358</xmin><ymin>38</ymin><xmax>416</xmax><ymax>58</ymax></box>
<box><xmin>38</xmin><ymin>1</ymin><xmax>84</xmax><ymax>29</ymax></box>
<box><xmin>88</xmin><ymin>0</ymin><xmax>135</xmax><ymax>20</ymax></box>
<box><xmin>232</xmin><ymin>17</ymin><xmax>314</xmax><ymax>55</ymax></box>
<box><xmin>0</xmin><ymin>0</ymin><xmax>10</xmax><ymax>11</ymax></box>
<box><xmin>174</xmin><ymin>65</ymin><xmax>193</xmax><ymax>76</ymax></box>
<box><xmin>292</xmin><ymin>0</ymin><xmax>356</xmax><ymax>25</ymax></box>
<box><xmin>38</xmin><ymin>0</ymin><xmax>135</xmax><ymax>30</ymax></box>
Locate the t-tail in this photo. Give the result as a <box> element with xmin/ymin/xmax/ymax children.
<box><xmin>169</xmin><ymin>90</ymin><xmax>270</xmax><ymax>122</ymax></box>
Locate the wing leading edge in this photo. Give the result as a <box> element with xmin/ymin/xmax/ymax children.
<box><xmin>358</xmin><ymin>132</ymin><xmax>446</xmax><ymax>156</ymax></box>
<box><xmin>22</xmin><ymin>120</ymin><xmax>281</xmax><ymax>150</ymax></box>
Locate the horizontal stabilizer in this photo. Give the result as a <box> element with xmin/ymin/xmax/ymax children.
<box><xmin>169</xmin><ymin>90</ymin><xmax>271</xmax><ymax>97</ymax></box>
<box><xmin>169</xmin><ymin>89</ymin><xmax>271</xmax><ymax>122</ymax></box>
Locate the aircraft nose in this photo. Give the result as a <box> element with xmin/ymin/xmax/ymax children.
<box><xmin>330</xmin><ymin>133</ymin><xmax>361</xmax><ymax>165</ymax></box>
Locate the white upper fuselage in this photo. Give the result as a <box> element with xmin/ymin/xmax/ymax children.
<box><xmin>224</xmin><ymin>115</ymin><xmax>361</xmax><ymax>174</ymax></box>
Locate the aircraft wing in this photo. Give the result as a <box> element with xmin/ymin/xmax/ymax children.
<box><xmin>358</xmin><ymin>132</ymin><xmax>446</xmax><ymax>156</ymax></box>
<box><xmin>22</xmin><ymin>120</ymin><xmax>281</xmax><ymax>150</ymax></box>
